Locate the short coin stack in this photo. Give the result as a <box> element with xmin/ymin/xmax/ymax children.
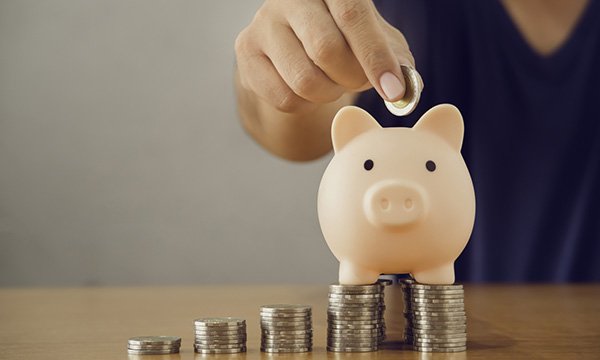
<box><xmin>127</xmin><ymin>336</ymin><xmax>181</xmax><ymax>355</ymax></box>
<box><xmin>401</xmin><ymin>279</ymin><xmax>467</xmax><ymax>352</ymax></box>
<box><xmin>327</xmin><ymin>283</ymin><xmax>386</xmax><ymax>352</ymax></box>
<box><xmin>260</xmin><ymin>304</ymin><xmax>312</xmax><ymax>353</ymax></box>
<box><xmin>193</xmin><ymin>317</ymin><xmax>247</xmax><ymax>354</ymax></box>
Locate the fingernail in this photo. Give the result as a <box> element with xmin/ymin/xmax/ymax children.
<box><xmin>379</xmin><ymin>72</ymin><xmax>404</xmax><ymax>101</ymax></box>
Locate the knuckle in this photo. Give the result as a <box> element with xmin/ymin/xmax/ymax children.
<box><xmin>361</xmin><ymin>45</ymin><xmax>390</xmax><ymax>72</ymax></box>
<box><xmin>234</xmin><ymin>30</ymin><xmax>248</xmax><ymax>55</ymax></box>
<box><xmin>275</xmin><ymin>90</ymin><xmax>304</xmax><ymax>113</ymax></box>
<box><xmin>310</xmin><ymin>35</ymin><xmax>343</xmax><ymax>66</ymax></box>
<box><xmin>335</xmin><ymin>2</ymin><xmax>369</xmax><ymax>29</ymax></box>
<box><xmin>289</xmin><ymin>67</ymin><xmax>320</xmax><ymax>96</ymax></box>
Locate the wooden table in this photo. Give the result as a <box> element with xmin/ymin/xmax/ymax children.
<box><xmin>1</xmin><ymin>285</ymin><xmax>599</xmax><ymax>359</ymax></box>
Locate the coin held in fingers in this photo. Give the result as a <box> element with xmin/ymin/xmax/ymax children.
<box><xmin>384</xmin><ymin>65</ymin><xmax>423</xmax><ymax>116</ymax></box>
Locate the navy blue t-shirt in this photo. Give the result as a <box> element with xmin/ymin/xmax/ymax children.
<box><xmin>357</xmin><ymin>0</ymin><xmax>600</xmax><ymax>282</ymax></box>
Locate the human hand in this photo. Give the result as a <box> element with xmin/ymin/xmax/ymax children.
<box><xmin>235</xmin><ymin>0</ymin><xmax>415</xmax><ymax>113</ymax></box>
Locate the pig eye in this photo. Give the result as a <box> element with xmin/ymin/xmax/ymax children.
<box><xmin>426</xmin><ymin>160</ymin><xmax>436</xmax><ymax>172</ymax></box>
<box><xmin>364</xmin><ymin>159</ymin><xmax>374</xmax><ymax>171</ymax></box>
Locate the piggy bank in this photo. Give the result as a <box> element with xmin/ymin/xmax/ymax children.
<box><xmin>317</xmin><ymin>104</ymin><xmax>475</xmax><ymax>285</ymax></box>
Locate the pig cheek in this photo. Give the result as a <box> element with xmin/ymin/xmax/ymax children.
<box><xmin>318</xmin><ymin>164</ymin><xmax>382</xmax><ymax>262</ymax></box>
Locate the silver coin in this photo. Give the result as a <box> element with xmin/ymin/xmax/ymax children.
<box><xmin>194</xmin><ymin>333</ymin><xmax>246</xmax><ymax>339</ymax></box>
<box><xmin>384</xmin><ymin>65</ymin><xmax>423</xmax><ymax>116</ymax></box>
<box><xmin>195</xmin><ymin>329</ymin><xmax>246</xmax><ymax>335</ymax></box>
<box><xmin>410</xmin><ymin>323</ymin><xmax>465</xmax><ymax>329</ymax></box>
<box><xmin>261</xmin><ymin>325</ymin><xmax>312</xmax><ymax>331</ymax></box>
<box><xmin>329</xmin><ymin>284</ymin><xmax>381</xmax><ymax>292</ymax></box>
<box><xmin>261</xmin><ymin>336</ymin><xmax>312</xmax><ymax>342</ymax></box>
<box><xmin>414</xmin><ymin>336</ymin><xmax>467</xmax><ymax>342</ymax></box>
<box><xmin>410</xmin><ymin>299</ymin><xmax>464</xmax><ymax>306</ymax></box>
<box><xmin>262</xmin><ymin>338</ymin><xmax>312</xmax><ymax>344</ymax></box>
<box><xmin>328</xmin><ymin>298</ymin><xmax>381</xmax><ymax>305</ymax></box>
<box><xmin>327</xmin><ymin>314</ymin><xmax>380</xmax><ymax>321</ymax></box>
<box><xmin>413</xmin><ymin>339</ymin><xmax>467</xmax><ymax>346</ymax></box>
<box><xmin>328</xmin><ymin>334</ymin><xmax>379</xmax><ymax>340</ymax></box>
<box><xmin>414</xmin><ymin>345</ymin><xmax>466</xmax><ymax>352</ymax></box>
<box><xmin>328</xmin><ymin>318</ymin><xmax>380</xmax><ymax>325</ymax></box>
<box><xmin>410</xmin><ymin>310</ymin><xmax>466</xmax><ymax>316</ymax></box>
<box><xmin>326</xmin><ymin>346</ymin><xmax>378</xmax><ymax>352</ymax></box>
<box><xmin>328</xmin><ymin>333</ymin><xmax>378</xmax><ymax>339</ymax></box>
<box><xmin>194</xmin><ymin>338</ymin><xmax>246</xmax><ymax>345</ymax></box>
<box><xmin>410</xmin><ymin>304</ymin><xmax>465</xmax><ymax>311</ymax></box>
<box><xmin>410</xmin><ymin>314</ymin><xmax>467</xmax><ymax>321</ymax></box>
<box><xmin>261</xmin><ymin>347</ymin><xmax>311</xmax><ymax>353</ymax></box>
<box><xmin>411</xmin><ymin>295</ymin><xmax>465</xmax><ymax>301</ymax></box>
<box><xmin>127</xmin><ymin>348</ymin><xmax>179</xmax><ymax>355</ymax></box>
<box><xmin>328</xmin><ymin>341</ymin><xmax>378</xmax><ymax>348</ymax></box>
<box><xmin>410</xmin><ymin>327</ymin><xmax>467</xmax><ymax>333</ymax></box>
<box><xmin>410</xmin><ymin>283</ymin><xmax>463</xmax><ymax>290</ymax></box>
<box><xmin>194</xmin><ymin>346</ymin><xmax>246</xmax><ymax>354</ymax></box>
<box><xmin>194</xmin><ymin>317</ymin><xmax>245</xmax><ymax>326</ymax></box>
<box><xmin>328</xmin><ymin>327</ymin><xmax>380</xmax><ymax>334</ymax></box>
<box><xmin>410</xmin><ymin>290</ymin><xmax>464</xmax><ymax>296</ymax></box>
<box><xmin>260</xmin><ymin>313</ymin><xmax>311</xmax><ymax>320</ymax></box>
<box><xmin>412</xmin><ymin>297</ymin><xmax>464</xmax><ymax>303</ymax></box>
<box><xmin>260</xmin><ymin>321</ymin><xmax>311</xmax><ymax>326</ymax></box>
<box><xmin>329</xmin><ymin>293</ymin><xmax>382</xmax><ymax>299</ymax></box>
<box><xmin>194</xmin><ymin>342</ymin><xmax>248</xmax><ymax>349</ymax></box>
<box><xmin>260</xmin><ymin>304</ymin><xmax>311</xmax><ymax>313</ymax></box>
<box><xmin>328</xmin><ymin>323</ymin><xmax>380</xmax><ymax>329</ymax></box>
<box><xmin>262</xmin><ymin>329</ymin><xmax>312</xmax><ymax>335</ymax></box>
<box><xmin>327</xmin><ymin>306</ymin><xmax>383</xmax><ymax>313</ymax></box>
<box><xmin>260</xmin><ymin>322</ymin><xmax>311</xmax><ymax>329</ymax></box>
<box><xmin>127</xmin><ymin>336</ymin><xmax>181</xmax><ymax>346</ymax></box>
<box><xmin>127</xmin><ymin>344</ymin><xmax>180</xmax><ymax>351</ymax></box>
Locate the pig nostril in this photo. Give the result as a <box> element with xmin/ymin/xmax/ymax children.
<box><xmin>380</xmin><ymin>198</ymin><xmax>390</xmax><ymax>210</ymax></box>
<box><xmin>404</xmin><ymin>198</ymin><xmax>413</xmax><ymax>210</ymax></box>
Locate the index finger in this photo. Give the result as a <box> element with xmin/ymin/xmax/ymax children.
<box><xmin>324</xmin><ymin>0</ymin><xmax>405</xmax><ymax>101</ymax></box>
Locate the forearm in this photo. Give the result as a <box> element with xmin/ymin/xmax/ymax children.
<box><xmin>235</xmin><ymin>68</ymin><xmax>357</xmax><ymax>162</ymax></box>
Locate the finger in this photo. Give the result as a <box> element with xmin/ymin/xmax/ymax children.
<box><xmin>325</xmin><ymin>0</ymin><xmax>405</xmax><ymax>101</ymax></box>
<box><xmin>282</xmin><ymin>0</ymin><xmax>368</xmax><ymax>90</ymax></box>
<box><xmin>263</xmin><ymin>23</ymin><xmax>346</xmax><ymax>103</ymax></box>
<box><xmin>236</xmin><ymin>42</ymin><xmax>315</xmax><ymax>113</ymax></box>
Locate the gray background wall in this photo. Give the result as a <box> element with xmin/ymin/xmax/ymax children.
<box><xmin>0</xmin><ymin>0</ymin><xmax>339</xmax><ymax>286</ymax></box>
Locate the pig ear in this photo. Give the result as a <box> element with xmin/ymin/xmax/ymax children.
<box><xmin>332</xmin><ymin>106</ymin><xmax>381</xmax><ymax>153</ymax></box>
<box><xmin>413</xmin><ymin>104</ymin><xmax>464</xmax><ymax>151</ymax></box>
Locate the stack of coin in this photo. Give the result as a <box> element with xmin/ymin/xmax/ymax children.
<box><xmin>401</xmin><ymin>279</ymin><xmax>467</xmax><ymax>352</ymax></box>
<box><xmin>127</xmin><ymin>336</ymin><xmax>181</xmax><ymax>355</ymax></box>
<box><xmin>193</xmin><ymin>317</ymin><xmax>247</xmax><ymax>354</ymax></box>
<box><xmin>260</xmin><ymin>304</ymin><xmax>312</xmax><ymax>353</ymax></box>
<box><xmin>327</xmin><ymin>283</ymin><xmax>386</xmax><ymax>352</ymax></box>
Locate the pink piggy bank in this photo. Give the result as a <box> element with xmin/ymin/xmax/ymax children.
<box><xmin>317</xmin><ymin>104</ymin><xmax>475</xmax><ymax>285</ymax></box>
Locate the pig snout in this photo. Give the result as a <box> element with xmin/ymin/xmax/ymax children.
<box><xmin>364</xmin><ymin>180</ymin><xmax>427</xmax><ymax>229</ymax></box>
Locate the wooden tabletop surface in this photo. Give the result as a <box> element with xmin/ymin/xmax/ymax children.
<box><xmin>0</xmin><ymin>284</ymin><xmax>599</xmax><ymax>359</ymax></box>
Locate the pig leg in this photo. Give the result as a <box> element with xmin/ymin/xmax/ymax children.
<box><xmin>412</xmin><ymin>263</ymin><xmax>455</xmax><ymax>284</ymax></box>
<box><xmin>339</xmin><ymin>261</ymin><xmax>381</xmax><ymax>285</ymax></box>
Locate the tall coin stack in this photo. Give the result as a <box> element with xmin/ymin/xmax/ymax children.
<box><xmin>127</xmin><ymin>336</ymin><xmax>181</xmax><ymax>355</ymax></box>
<box><xmin>193</xmin><ymin>317</ymin><xmax>247</xmax><ymax>354</ymax></box>
<box><xmin>327</xmin><ymin>283</ymin><xmax>386</xmax><ymax>352</ymax></box>
<box><xmin>401</xmin><ymin>279</ymin><xmax>467</xmax><ymax>352</ymax></box>
<box><xmin>260</xmin><ymin>304</ymin><xmax>312</xmax><ymax>353</ymax></box>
